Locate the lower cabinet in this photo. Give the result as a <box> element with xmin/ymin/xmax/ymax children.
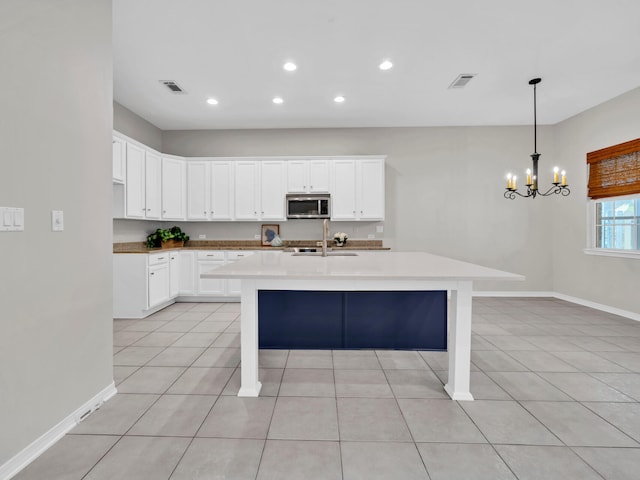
<box><xmin>114</xmin><ymin>250</ymin><xmax>256</xmax><ymax>318</ymax></box>
<box><xmin>196</xmin><ymin>251</ymin><xmax>226</xmax><ymax>295</ymax></box>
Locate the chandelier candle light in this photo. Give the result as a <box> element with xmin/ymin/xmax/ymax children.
<box><xmin>504</xmin><ymin>78</ymin><xmax>570</xmax><ymax>199</ymax></box>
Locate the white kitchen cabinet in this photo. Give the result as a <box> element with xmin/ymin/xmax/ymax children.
<box><xmin>144</xmin><ymin>151</ymin><xmax>162</xmax><ymax>220</ymax></box>
<box><xmin>196</xmin><ymin>251</ymin><xmax>226</xmax><ymax>295</ymax></box>
<box><xmin>331</xmin><ymin>157</ymin><xmax>385</xmax><ymax>221</ymax></box>
<box><xmin>357</xmin><ymin>158</ymin><xmax>385</xmax><ymax>220</ymax></box>
<box><xmin>188</xmin><ymin>160</ymin><xmax>234</xmax><ymax>221</ymax></box>
<box><xmin>331</xmin><ymin>159</ymin><xmax>357</xmax><ymax>220</ymax></box>
<box><xmin>260</xmin><ymin>160</ymin><xmax>286</xmax><ymax>220</ymax></box>
<box><xmin>234</xmin><ymin>161</ymin><xmax>260</xmax><ymax>220</ymax></box>
<box><xmin>235</xmin><ymin>160</ymin><xmax>286</xmax><ymax>220</ymax></box>
<box><xmin>210</xmin><ymin>161</ymin><xmax>234</xmax><ymax>220</ymax></box>
<box><xmin>114</xmin><ymin>252</ymin><xmax>172</xmax><ymax>318</ymax></box>
<box><xmin>169</xmin><ymin>251</ymin><xmax>180</xmax><ymax>298</ymax></box>
<box><xmin>125</xmin><ymin>143</ymin><xmax>146</xmax><ymax>218</ymax></box>
<box><xmin>178</xmin><ymin>250</ymin><xmax>196</xmax><ymax>295</ymax></box>
<box><xmin>187</xmin><ymin>161</ymin><xmax>210</xmax><ymax>220</ymax></box>
<box><xmin>226</xmin><ymin>251</ymin><xmax>256</xmax><ymax>296</ymax></box>
<box><xmin>124</xmin><ymin>142</ymin><xmax>162</xmax><ymax>219</ymax></box>
<box><xmin>162</xmin><ymin>156</ymin><xmax>186</xmax><ymax>220</ymax></box>
<box><xmin>287</xmin><ymin>159</ymin><xmax>330</xmax><ymax>193</ymax></box>
<box><xmin>112</xmin><ymin>135</ymin><xmax>125</xmax><ymax>184</ymax></box>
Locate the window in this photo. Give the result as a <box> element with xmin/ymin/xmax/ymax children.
<box><xmin>593</xmin><ymin>195</ymin><xmax>640</xmax><ymax>251</ymax></box>
<box><xmin>586</xmin><ymin>139</ymin><xmax>640</xmax><ymax>257</ymax></box>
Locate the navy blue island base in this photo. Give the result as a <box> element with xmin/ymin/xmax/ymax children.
<box><xmin>258</xmin><ymin>290</ymin><xmax>447</xmax><ymax>351</ymax></box>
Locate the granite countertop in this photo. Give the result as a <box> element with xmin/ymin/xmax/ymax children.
<box><xmin>113</xmin><ymin>239</ymin><xmax>389</xmax><ymax>254</ymax></box>
<box><xmin>201</xmin><ymin>250</ymin><xmax>525</xmax><ymax>282</ymax></box>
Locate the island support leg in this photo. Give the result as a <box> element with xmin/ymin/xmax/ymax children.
<box><xmin>444</xmin><ymin>281</ymin><xmax>474</xmax><ymax>401</ymax></box>
<box><xmin>238</xmin><ymin>280</ymin><xmax>262</xmax><ymax>397</ymax></box>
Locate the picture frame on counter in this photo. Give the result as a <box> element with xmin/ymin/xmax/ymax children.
<box><xmin>261</xmin><ymin>224</ymin><xmax>280</xmax><ymax>246</ymax></box>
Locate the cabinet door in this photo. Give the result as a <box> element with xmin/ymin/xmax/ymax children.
<box><xmin>197</xmin><ymin>260</ymin><xmax>226</xmax><ymax>295</ymax></box>
<box><xmin>260</xmin><ymin>161</ymin><xmax>286</xmax><ymax>220</ymax></box>
<box><xmin>358</xmin><ymin>159</ymin><xmax>385</xmax><ymax>220</ymax></box>
<box><xmin>234</xmin><ymin>161</ymin><xmax>259</xmax><ymax>220</ymax></box>
<box><xmin>144</xmin><ymin>151</ymin><xmax>162</xmax><ymax>219</ymax></box>
<box><xmin>125</xmin><ymin>143</ymin><xmax>146</xmax><ymax>218</ymax></box>
<box><xmin>226</xmin><ymin>251</ymin><xmax>255</xmax><ymax>296</ymax></box>
<box><xmin>211</xmin><ymin>161</ymin><xmax>234</xmax><ymax>220</ymax></box>
<box><xmin>112</xmin><ymin>136</ymin><xmax>125</xmax><ymax>184</ymax></box>
<box><xmin>169</xmin><ymin>252</ymin><xmax>180</xmax><ymax>298</ymax></box>
<box><xmin>178</xmin><ymin>251</ymin><xmax>195</xmax><ymax>295</ymax></box>
<box><xmin>148</xmin><ymin>263</ymin><xmax>170</xmax><ymax>307</ymax></box>
<box><xmin>308</xmin><ymin>159</ymin><xmax>330</xmax><ymax>192</ymax></box>
<box><xmin>286</xmin><ymin>160</ymin><xmax>307</xmax><ymax>193</ymax></box>
<box><xmin>330</xmin><ymin>160</ymin><xmax>357</xmax><ymax>220</ymax></box>
<box><xmin>162</xmin><ymin>157</ymin><xmax>185</xmax><ymax>220</ymax></box>
<box><xmin>187</xmin><ymin>161</ymin><xmax>210</xmax><ymax>220</ymax></box>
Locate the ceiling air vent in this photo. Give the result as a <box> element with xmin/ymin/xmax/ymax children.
<box><xmin>160</xmin><ymin>80</ymin><xmax>186</xmax><ymax>94</ymax></box>
<box><xmin>448</xmin><ymin>74</ymin><xmax>476</xmax><ymax>89</ymax></box>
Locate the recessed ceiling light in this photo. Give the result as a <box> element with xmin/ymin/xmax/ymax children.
<box><xmin>206</xmin><ymin>98</ymin><xmax>218</xmax><ymax>105</ymax></box>
<box><xmin>334</xmin><ymin>95</ymin><xmax>345</xmax><ymax>103</ymax></box>
<box><xmin>283</xmin><ymin>62</ymin><xmax>297</xmax><ymax>72</ymax></box>
<box><xmin>379</xmin><ymin>60</ymin><xmax>393</xmax><ymax>71</ymax></box>
<box><xmin>272</xmin><ymin>97</ymin><xmax>284</xmax><ymax>104</ymax></box>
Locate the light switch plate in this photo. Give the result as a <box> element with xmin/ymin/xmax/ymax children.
<box><xmin>368</xmin><ymin>234</ymin><xmax>375</xmax><ymax>239</ymax></box>
<box><xmin>376</xmin><ymin>225</ymin><xmax>384</xmax><ymax>233</ymax></box>
<box><xmin>198</xmin><ymin>234</ymin><xmax>206</xmax><ymax>239</ymax></box>
<box><xmin>52</xmin><ymin>210</ymin><xmax>64</xmax><ymax>231</ymax></box>
<box><xmin>0</xmin><ymin>207</ymin><xmax>24</xmax><ymax>231</ymax></box>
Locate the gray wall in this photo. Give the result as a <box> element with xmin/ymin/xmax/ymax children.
<box><xmin>552</xmin><ymin>87</ymin><xmax>640</xmax><ymax>314</ymax></box>
<box><xmin>0</xmin><ymin>0</ymin><xmax>113</xmax><ymax>466</ymax></box>
<box><xmin>114</xmin><ymin>102</ymin><xmax>162</xmax><ymax>151</ymax></box>
<box><xmin>160</xmin><ymin>126</ymin><xmax>556</xmax><ymax>292</ymax></box>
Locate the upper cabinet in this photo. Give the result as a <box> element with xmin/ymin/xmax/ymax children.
<box><xmin>187</xmin><ymin>160</ymin><xmax>234</xmax><ymax>221</ymax></box>
<box><xmin>113</xmin><ymin>131</ymin><xmax>384</xmax><ymax>224</ymax></box>
<box><xmin>331</xmin><ymin>157</ymin><xmax>385</xmax><ymax>221</ymax></box>
<box><xmin>161</xmin><ymin>156</ymin><xmax>186</xmax><ymax>220</ymax></box>
<box><xmin>112</xmin><ymin>135</ymin><xmax>126</xmax><ymax>184</ymax></box>
<box><xmin>286</xmin><ymin>159</ymin><xmax>330</xmax><ymax>193</ymax></box>
<box><xmin>235</xmin><ymin>160</ymin><xmax>286</xmax><ymax>221</ymax></box>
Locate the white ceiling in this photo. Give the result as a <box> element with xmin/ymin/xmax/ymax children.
<box><xmin>113</xmin><ymin>0</ymin><xmax>640</xmax><ymax>131</ymax></box>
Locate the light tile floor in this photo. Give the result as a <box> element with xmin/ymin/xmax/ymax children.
<box><xmin>13</xmin><ymin>298</ymin><xmax>640</xmax><ymax>479</ymax></box>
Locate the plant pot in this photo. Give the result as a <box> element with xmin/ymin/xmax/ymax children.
<box><xmin>161</xmin><ymin>239</ymin><xmax>184</xmax><ymax>249</ymax></box>
<box><xmin>334</xmin><ymin>240</ymin><xmax>346</xmax><ymax>247</ymax></box>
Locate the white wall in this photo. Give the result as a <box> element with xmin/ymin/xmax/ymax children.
<box><xmin>0</xmin><ymin>0</ymin><xmax>113</xmax><ymax>468</ymax></box>
<box><xmin>552</xmin><ymin>87</ymin><xmax>640</xmax><ymax>314</ymax></box>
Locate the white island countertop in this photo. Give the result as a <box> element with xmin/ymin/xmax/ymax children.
<box><xmin>201</xmin><ymin>250</ymin><xmax>524</xmax><ymax>282</ymax></box>
<box><xmin>201</xmin><ymin>250</ymin><xmax>523</xmax><ymax>401</ymax></box>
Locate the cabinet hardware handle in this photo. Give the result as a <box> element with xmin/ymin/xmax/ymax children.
<box><xmin>163</xmin><ymin>210</ymin><xmax>166</xmax><ymax>214</ymax></box>
<box><xmin>150</xmin><ymin>272</ymin><xmax>155</xmax><ymax>276</ymax></box>
<box><xmin>157</xmin><ymin>257</ymin><xmax>165</xmax><ymax>260</ymax></box>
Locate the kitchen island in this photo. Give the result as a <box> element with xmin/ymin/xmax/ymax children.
<box><xmin>201</xmin><ymin>251</ymin><xmax>523</xmax><ymax>400</ymax></box>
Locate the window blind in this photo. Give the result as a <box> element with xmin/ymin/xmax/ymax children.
<box><xmin>587</xmin><ymin>138</ymin><xmax>640</xmax><ymax>199</ymax></box>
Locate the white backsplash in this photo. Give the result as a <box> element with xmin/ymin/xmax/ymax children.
<box><xmin>113</xmin><ymin>219</ymin><xmax>383</xmax><ymax>243</ymax></box>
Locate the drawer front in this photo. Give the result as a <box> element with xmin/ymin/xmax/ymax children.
<box><xmin>197</xmin><ymin>250</ymin><xmax>225</xmax><ymax>260</ymax></box>
<box><xmin>148</xmin><ymin>252</ymin><xmax>170</xmax><ymax>266</ymax></box>
<box><xmin>226</xmin><ymin>251</ymin><xmax>256</xmax><ymax>261</ymax></box>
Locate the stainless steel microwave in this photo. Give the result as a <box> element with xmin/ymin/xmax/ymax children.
<box><xmin>286</xmin><ymin>193</ymin><xmax>331</xmax><ymax>219</ymax></box>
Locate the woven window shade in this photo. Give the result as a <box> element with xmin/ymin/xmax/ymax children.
<box><xmin>587</xmin><ymin>138</ymin><xmax>640</xmax><ymax>199</ymax></box>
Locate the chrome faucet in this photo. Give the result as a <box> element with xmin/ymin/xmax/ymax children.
<box><xmin>322</xmin><ymin>218</ymin><xmax>330</xmax><ymax>257</ymax></box>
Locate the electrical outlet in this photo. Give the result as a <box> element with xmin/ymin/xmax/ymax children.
<box><xmin>254</xmin><ymin>234</ymin><xmax>261</xmax><ymax>240</ymax></box>
<box><xmin>368</xmin><ymin>234</ymin><xmax>375</xmax><ymax>239</ymax></box>
<box><xmin>376</xmin><ymin>225</ymin><xmax>384</xmax><ymax>233</ymax></box>
<box><xmin>198</xmin><ymin>234</ymin><xmax>206</xmax><ymax>239</ymax></box>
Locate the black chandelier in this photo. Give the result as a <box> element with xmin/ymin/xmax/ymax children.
<box><xmin>504</xmin><ymin>78</ymin><xmax>570</xmax><ymax>199</ymax></box>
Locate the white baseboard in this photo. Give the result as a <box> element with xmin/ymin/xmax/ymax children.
<box><xmin>473</xmin><ymin>290</ymin><xmax>640</xmax><ymax>322</ymax></box>
<box><xmin>553</xmin><ymin>292</ymin><xmax>640</xmax><ymax>322</ymax></box>
<box><xmin>473</xmin><ymin>291</ymin><xmax>555</xmax><ymax>298</ymax></box>
<box><xmin>0</xmin><ymin>383</ymin><xmax>117</xmax><ymax>480</ymax></box>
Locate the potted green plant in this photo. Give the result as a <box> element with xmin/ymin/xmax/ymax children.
<box><xmin>146</xmin><ymin>226</ymin><xmax>190</xmax><ymax>248</ymax></box>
